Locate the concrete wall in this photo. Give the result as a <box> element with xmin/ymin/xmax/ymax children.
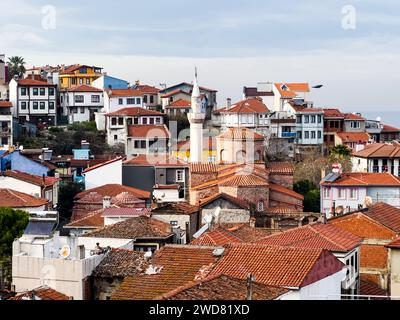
<box><xmin>84</xmin><ymin>159</ymin><xmax>122</xmax><ymax>190</ymax></box>
<box><xmin>123</xmin><ymin>165</ymin><xmax>155</xmax><ymax>192</ymax></box>
<box><xmin>389</xmin><ymin>248</ymin><xmax>400</xmax><ymax>296</ymax></box>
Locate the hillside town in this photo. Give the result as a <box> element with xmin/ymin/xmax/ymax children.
<box><xmin>2</xmin><ymin>54</ymin><xmax>400</xmax><ymax>301</ymax></box>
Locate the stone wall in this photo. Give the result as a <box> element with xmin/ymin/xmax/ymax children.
<box><xmin>93</xmin><ymin>277</ymin><xmax>124</xmax><ymax>300</ymax></box>
<box><xmin>269</xmin><ymin>173</ymin><xmax>293</xmax><ymax>189</ymax></box>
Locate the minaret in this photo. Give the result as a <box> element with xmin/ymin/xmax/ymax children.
<box><xmin>188</xmin><ymin>68</ymin><xmax>205</xmax><ymax>163</ymax></box>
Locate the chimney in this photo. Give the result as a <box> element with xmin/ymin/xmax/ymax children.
<box><xmin>103</xmin><ymin>196</ymin><xmax>111</xmax><ymax>209</ymax></box>
<box><xmin>226</xmin><ymin>98</ymin><xmax>232</xmax><ymax>109</ymax></box>
<box><xmin>246</xmin><ymin>273</ymin><xmax>255</xmax><ymax>300</ymax></box>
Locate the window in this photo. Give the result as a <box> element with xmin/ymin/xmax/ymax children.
<box><xmin>304</xmin><ymin>115</ymin><xmax>309</xmax><ymax>123</ymax></box>
<box><xmin>45</xmin><ymin>190</ymin><xmax>53</xmax><ymax>201</ymax></box>
<box><xmin>311</xmin><ymin>115</ymin><xmax>316</xmax><ymax>123</ymax></box>
<box><xmin>176</xmin><ymin>170</ymin><xmax>184</xmax><ymax>182</ymax></box>
<box><xmin>127</xmin><ymin>118</ymin><xmax>133</xmax><ymax>125</ymax></box>
<box><xmin>118</xmin><ymin>117</ymin><xmax>124</xmax><ymax>125</ymax></box>
<box><xmin>133</xmin><ymin>117</ymin><xmax>139</xmax><ymax>124</ymax></box>
<box><xmin>317</xmin><ymin>115</ymin><xmax>322</xmax><ymax>123</ymax></box>
<box><xmin>304</xmin><ymin>131</ymin><xmax>309</xmax><ymax>139</ymax></box>
<box><xmin>349</xmin><ymin>188</ymin><xmax>358</xmax><ymax>199</ymax></box>
<box><xmin>86</xmin><ymin>78</ymin><xmax>90</xmax><ymax>85</ymax></box>
<box><xmin>127</xmin><ymin>98</ymin><xmax>136</xmax><ymax>104</ymax></box>
<box><xmin>33</xmin><ymin>102</ymin><xmax>38</xmax><ymax>110</ymax></box>
<box><xmin>351</xmin><ymin>121</ymin><xmax>360</xmax><ymax>129</ymax></box>
<box><xmin>118</xmin><ymin>98</ymin><xmax>123</xmax><ymax>105</ymax></box>
<box><xmin>323</xmin><ymin>187</ymin><xmax>330</xmax><ymax>198</ymax></box>
<box><xmin>21</xmin><ymin>102</ymin><xmax>27</xmax><ymax>110</ymax></box>
<box><xmin>91</xmin><ymin>95</ymin><xmax>100</xmax><ymax>103</ymax></box>
<box><xmin>114</xmin><ymin>135</ymin><xmax>118</xmax><ymax>141</ymax></box>
<box><xmin>338</xmin><ymin>188</ymin><xmax>346</xmax><ymax>199</ymax></box>
<box><xmin>111</xmin><ymin>117</ymin><xmax>117</xmax><ymax>126</ymax></box>
<box><xmin>257</xmin><ymin>201</ymin><xmax>264</xmax><ymax>212</ymax></box>
<box><xmin>142</xmin><ymin>118</ymin><xmax>148</xmax><ymax>125</ymax></box>
<box><xmin>311</xmin><ymin>131</ymin><xmax>316</xmax><ymax>139</ymax></box>
<box><xmin>40</xmin><ymin>102</ymin><xmax>45</xmax><ymax>110</ymax></box>
<box><xmin>149</xmin><ymin>118</ymin><xmax>154</xmax><ymax>125</ymax></box>
<box><xmin>49</xmin><ymin>102</ymin><xmax>55</xmax><ymax>110</ymax></box>
<box><xmin>155</xmin><ymin>117</ymin><xmax>161</xmax><ymax>125</ymax></box>
<box><xmin>143</xmin><ymin>95</ymin><xmax>148</xmax><ymax>103</ymax></box>
<box><xmin>317</xmin><ymin>131</ymin><xmax>322</xmax><ymax>139</ymax></box>
<box><xmin>136</xmin><ymin>98</ymin><xmax>141</xmax><ymax>104</ymax></box>
<box><xmin>33</xmin><ymin>88</ymin><xmax>38</xmax><ymax>96</ymax></box>
<box><xmin>79</xmin><ymin>78</ymin><xmax>83</xmax><ymax>85</ymax></box>
<box><xmin>297</xmin><ymin>131</ymin><xmax>302</xmax><ymax>139</ymax></box>
<box><xmin>296</xmin><ymin>115</ymin><xmax>302</xmax><ymax>124</ymax></box>
<box><xmin>80</xmin><ymin>107</ymin><xmax>85</xmax><ymax>113</ymax></box>
<box><xmin>40</xmin><ymin>88</ymin><xmax>45</xmax><ymax>96</ymax></box>
<box><xmin>49</xmin><ymin>87</ymin><xmax>55</xmax><ymax>96</ymax></box>
<box><xmin>75</xmin><ymin>95</ymin><xmax>84</xmax><ymax>103</ymax></box>
<box><xmin>150</xmin><ymin>95</ymin><xmax>154</xmax><ymax>103</ymax></box>
<box><xmin>134</xmin><ymin>140</ymin><xmax>146</xmax><ymax>149</ymax></box>
<box><xmin>72</xmin><ymin>78</ymin><xmax>77</xmax><ymax>85</ymax></box>
<box><xmin>21</xmin><ymin>87</ymin><xmax>27</xmax><ymax>95</ymax></box>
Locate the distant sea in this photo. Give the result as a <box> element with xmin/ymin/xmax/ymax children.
<box><xmin>362</xmin><ymin>111</ymin><xmax>400</xmax><ymax>128</ymax></box>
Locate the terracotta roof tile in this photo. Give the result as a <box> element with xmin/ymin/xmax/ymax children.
<box><xmin>106</xmin><ymin>107</ymin><xmax>164</xmax><ymax>117</ymax></box>
<box><xmin>353</xmin><ymin>143</ymin><xmax>400</xmax><ymax>158</ymax></box>
<box><xmin>321</xmin><ymin>172</ymin><xmax>400</xmax><ymax>186</ymax></box>
<box><xmin>75</xmin><ymin>184</ymin><xmax>150</xmax><ymax>200</ymax></box>
<box><xmin>198</xmin><ymin>193</ymin><xmax>250</xmax><ymax>210</ymax></box>
<box><xmin>111</xmin><ymin>245</ymin><xmax>221</xmax><ymax>300</ymax></box>
<box><xmin>165</xmin><ymin>99</ymin><xmax>191</xmax><ymax>109</ymax></box>
<box><xmin>82</xmin><ymin>216</ymin><xmax>173</xmax><ymax>239</ymax></box>
<box><xmin>161</xmin><ymin>89</ymin><xmax>191</xmax><ymax>98</ymax></box>
<box><xmin>189</xmin><ymin>163</ymin><xmax>219</xmax><ymax>173</ymax></box>
<box><xmin>275</xmin><ymin>83</ymin><xmax>309</xmax><ymax>98</ymax></box>
<box><xmin>190</xmin><ymin>227</ymin><xmax>243</xmax><ymax>246</ymax></box>
<box><xmin>210</xmin><ymin>244</ymin><xmax>344</xmax><ymax>288</ymax></box>
<box><xmin>382</xmin><ymin>124</ymin><xmax>400</xmax><ymax>133</ymax></box>
<box><xmin>3</xmin><ymin>170</ymin><xmax>60</xmax><ymax>187</ymax></box>
<box><xmin>102</xmin><ymin>207</ymin><xmax>150</xmax><ymax>217</ymax></box>
<box><xmin>151</xmin><ymin>202</ymin><xmax>199</xmax><ymax>215</ymax></box>
<box><xmin>65</xmin><ymin>209</ymin><xmax>104</xmax><ymax>228</ymax></box>
<box><xmin>9</xmin><ymin>286</ymin><xmax>70</xmax><ymax>300</ymax></box>
<box><xmin>360</xmin><ymin>245</ymin><xmax>388</xmax><ymax>269</ymax></box>
<box><xmin>124</xmin><ymin>154</ymin><xmax>188</xmax><ymax>167</ymax></box>
<box><xmin>68</xmin><ymin>84</ymin><xmax>103</xmax><ymax>92</ymax></box>
<box><xmin>264</xmin><ymin>206</ymin><xmax>303</xmax><ymax>215</ymax></box>
<box><xmin>267</xmin><ymin>162</ymin><xmax>294</xmax><ymax>174</ymax></box>
<box><xmin>360</xmin><ymin>280</ymin><xmax>388</xmax><ymax>297</ymax></box>
<box><xmin>107</xmin><ymin>88</ymin><xmax>142</xmax><ymax>97</ymax></box>
<box><xmin>269</xmin><ymin>183</ymin><xmax>304</xmax><ymax>200</ymax></box>
<box><xmin>223</xmin><ymin>224</ymin><xmax>272</xmax><ymax>242</ymax></box>
<box><xmin>17</xmin><ymin>78</ymin><xmax>55</xmax><ymax>86</ymax></box>
<box><xmin>336</xmin><ymin>132</ymin><xmax>370</xmax><ymax>143</ymax></box>
<box><xmin>323</xmin><ymin>108</ymin><xmax>345</xmax><ymax>118</ymax></box>
<box><xmin>344</xmin><ymin>113</ymin><xmax>365</xmax><ymax>120</ymax></box>
<box><xmin>0</xmin><ymin>101</ymin><xmax>12</xmax><ymax>108</ymax></box>
<box><xmin>158</xmin><ymin>274</ymin><xmax>288</xmax><ymax>300</ymax></box>
<box><xmin>220</xmin><ymin>98</ymin><xmax>270</xmax><ymax>114</ymax></box>
<box><xmin>256</xmin><ymin>223</ymin><xmax>361</xmax><ymax>252</ymax></box>
<box><xmin>364</xmin><ymin>202</ymin><xmax>400</xmax><ymax>233</ymax></box>
<box><xmin>0</xmin><ymin>188</ymin><xmax>48</xmax><ymax>208</ymax></box>
<box><xmin>135</xmin><ymin>84</ymin><xmax>160</xmax><ymax>94</ymax></box>
<box><xmin>218</xmin><ymin>128</ymin><xmax>264</xmax><ymax>140</ymax></box>
<box><xmin>127</xmin><ymin>124</ymin><xmax>170</xmax><ymax>138</ymax></box>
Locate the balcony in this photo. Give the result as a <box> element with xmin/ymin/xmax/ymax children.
<box><xmin>281</xmin><ymin>132</ymin><xmax>297</xmax><ymax>138</ymax></box>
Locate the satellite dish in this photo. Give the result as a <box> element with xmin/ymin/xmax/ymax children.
<box><xmin>376</xmin><ymin>117</ymin><xmax>381</xmax><ymax>122</ymax></box>
<box><xmin>59</xmin><ymin>245</ymin><xmax>71</xmax><ymax>259</ymax></box>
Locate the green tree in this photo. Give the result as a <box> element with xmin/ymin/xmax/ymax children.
<box><xmin>0</xmin><ymin>207</ymin><xmax>29</xmax><ymax>259</ymax></box>
<box><xmin>57</xmin><ymin>181</ymin><xmax>84</xmax><ymax>221</ymax></box>
<box><xmin>304</xmin><ymin>189</ymin><xmax>321</xmax><ymax>212</ymax></box>
<box><xmin>7</xmin><ymin>56</ymin><xmax>26</xmax><ymax>80</ymax></box>
<box><xmin>328</xmin><ymin>144</ymin><xmax>353</xmax><ymax>172</ymax></box>
<box><xmin>294</xmin><ymin>180</ymin><xmax>317</xmax><ymax>196</ymax></box>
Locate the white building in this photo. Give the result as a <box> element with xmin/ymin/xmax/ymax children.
<box><xmin>83</xmin><ymin>157</ymin><xmax>123</xmax><ymax>190</ymax></box>
<box><xmin>0</xmin><ymin>101</ymin><xmax>13</xmax><ymax>146</ymax></box>
<box><xmin>105</xmin><ymin>107</ymin><xmax>165</xmax><ymax>146</ymax></box>
<box><xmin>60</xmin><ymin>85</ymin><xmax>104</xmax><ymax>123</ymax></box>
<box><xmin>320</xmin><ymin>172</ymin><xmax>400</xmax><ymax>217</ymax></box>
<box><xmin>0</xmin><ymin>54</ymin><xmax>8</xmax><ymax>100</ymax></box>
<box><xmin>104</xmin><ymin>88</ymin><xmax>143</xmax><ymax>113</ymax></box>
<box><xmin>9</xmin><ymin>78</ymin><xmax>57</xmax><ymax>126</ymax></box>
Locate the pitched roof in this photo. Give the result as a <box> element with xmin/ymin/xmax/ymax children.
<box><xmin>386</xmin><ymin>237</ymin><xmax>400</xmax><ymax>249</ymax></box>
<box><xmin>135</xmin><ymin>84</ymin><xmax>160</xmax><ymax>94</ymax></box>
<box><xmin>323</xmin><ymin>108</ymin><xmax>345</xmax><ymax>119</ymax></box>
<box><xmin>127</xmin><ymin>124</ymin><xmax>170</xmax><ymax>138</ymax></box>
<box><xmin>60</xmin><ymin>64</ymin><xmax>102</xmax><ymax>74</ymax></box>
<box><xmin>189</xmin><ymin>163</ymin><xmax>219</xmax><ymax>173</ymax></box>
<box><xmin>275</xmin><ymin>83</ymin><xmax>309</xmax><ymax>98</ymax></box>
<box><xmin>107</xmin><ymin>88</ymin><xmax>142</xmax><ymax>97</ymax></box>
<box><xmin>92</xmin><ymin>249</ymin><xmax>151</xmax><ymax>278</ymax></box>
<box><xmin>363</xmin><ymin>202</ymin><xmax>400</xmax><ymax>233</ymax></box>
<box><xmin>17</xmin><ymin>78</ymin><xmax>55</xmax><ymax>86</ymax></box>
<box><xmin>264</xmin><ymin>206</ymin><xmax>305</xmax><ymax>215</ymax></box>
<box><xmin>220</xmin><ymin>98</ymin><xmax>269</xmax><ymax>114</ymax></box>
<box><xmin>190</xmin><ymin>228</ymin><xmax>243</xmax><ymax>246</ymax></box>
<box><xmin>321</xmin><ymin>172</ymin><xmax>400</xmax><ymax>187</ymax></box>
<box><xmin>210</xmin><ymin>244</ymin><xmax>344</xmax><ymax>288</ymax></box>
<box><xmin>165</xmin><ymin>99</ymin><xmax>191</xmax><ymax>109</ymax></box>
<box><xmin>0</xmin><ymin>101</ymin><xmax>12</xmax><ymax>108</ymax></box>
<box><xmin>64</xmin><ymin>209</ymin><xmax>104</xmax><ymax>229</ymax></box>
<box><xmin>151</xmin><ymin>202</ymin><xmax>199</xmax><ymax>215</ymax></box>
<box><xmin>106</xmin><ymin>107</ymin><xmax>164</xmax><ymax>117</ymax></box>
<box><xmin>344</xmin><ymin>113</ymin><xmax>365</xmax><ymax>120</ymax></box>
<box><xmin>256</xmin><ymin>223</ymin><xmax>361</xmax><ymax>252</ymax></box>
<box><xmin>111</xmin><ymin>245</ymin><xmax>221</xmax><ymax>300</ymax></box>
<box><xmin>218</xmin><ymin>128</ymin><xmax>264</xmax><ymax>140</ymax></box>
<box><xmin>353</xmin><ymin>143</ymin><xmax>400</xmax><ymax>158</ymax></box>
<box><xmin>336</xmin><ymin>132</ymin><xmax>370</xmax><ymax>143</ymax></box>
<box><xmin>158</xmin><ymin>274</ymin><xmax>288</xmax><ymax>300</ymax></box>
<box><xmin>9</xmin><ymin>286</ymin><xmax>70</xmax><ymax>300</ymax></box>
<box><xmin>360</xmin><ymin>280</ymin><xmax>388</xmax><ymax>297</ymax></box>
<box><xmin>160</xmin><ymin>89</ymin><xmax>191</xmax><ymax>98</ymax></box>
<box><xmin>268</xmin><ymin>183</ymin><xmax>304</xmax><ymax>200</ymax></box>
<box><xmin>3</xmin><ymin>170</ymin><xmax>60</xmax><ymax>187</ymax></box>
<box><xmin>82</xmin><ymin>157</ymin><xmax>122</xmax><ymax>174</ymax></box>
<box><xmin>67</xmin><ymin>84</ymin><xmax>102</xmax><ymax>92</ymax></box>
<box><xmin>222</xmin><ymin>223</ymin><xmax>272</xmax><ymax>242</ymax></box>
<box><xmin>75</xmin><ymin>184</ymin><xmax>150</xmax><ymax>200</ymax></box>
<box><xmin>102</xmin><ymin>207</ymin><xmax>150</xmax><ymax>217</ymax></box>
<box><xmin>82</xmin><ymin>216</ymin><xmax>173</xmax><ymax>239</ymax></box>
<box><xmin>382</xmin><ymin>124</ymin><xmax>400</xmax><ymax>133</ymax></box>
<box><xmin>267</xmin><ymin>162</ymin><xmax>294</xmax><ymax>174</ymax></box>
<box><xmin>198</xmin><ymin>193</ymin><xmax>250</xmax><ymax>210</ymax></box>
<box><xmin>0</xmin><ymin>188</ymin><xmax>48</xmax><ymax>208</ymax></box>
<box><xmin>124</xmin><ymin>154</ymin><xmax>188</xmax><ymax>167</ymax></box>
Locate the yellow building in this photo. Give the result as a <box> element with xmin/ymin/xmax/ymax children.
<box><xmin>172</xmin><ymin>137</ymin><xmax>217</xmax><ymax>163</ymax></box>
<box><xmin>59</xmin><ymin>64</ymin><xmax>103</xmax><ymax>89</ymax></box>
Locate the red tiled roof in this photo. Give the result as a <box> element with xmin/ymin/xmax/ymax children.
<box><xmin>17</xmin><ymin>78</ymin><xmax>55</xmax><ymax>86</ymax></box>
<box><xmin>82</xmin><ymin>157</ymin><xmax>122</xmax><ymax>173</ymax></box>
<box><xmin>269</xmin><ymin>183</ymin><xmax>304</xmax><ymax>200</ymax></box>
<box><xmin>336</xmin><ymin>132</ymin><xmax>370</xmax><ymax>143</ymax></box>
<box><xmin>158</xmin><ymin>274</ymin><xmax>289</xmax><ymax>300</ymax></box>
<box><xmin>0</xmin><ymin>188</ymin><xmax>48</xmax><ymax>208</ymax></box>
<box><xmin>75</xmin><ymin>184</ymin><xmax>150</xmax><ymax>200</ymax></box>
<box><xmin>321</xmin><ymin>172</ymin><xmax>400</xmax><ymax>186</ymax></box>
<box><xmin>364</xmin><ymin>202</ymin><xmax>400</xmax><ymax>233</ymax></box>
<box><xmin>111</xmin><ymin>245</ymin><xmax>221</xmax><ymax>300</ymax></box>
<box><xmin>102</xmin><ymin>207</ymin><xmax>150</xmax><ymax>217</ymax></box>
<box><xmin>189</xmin><ymin>163</ymin><xmax>219</xmax><ymax>173</ymax></box>
<box><xmin>360</xmin><ymin>280</ymin><xmax>388</xmax><ymax>297</ymax></box>
<box><xmin>323</xmin><ymin>108</ymin><xmax>345</xmax><ymax>119</ymax></box>
<box><xmin>153</xmin><ymin>184</ymin><xmax>181</xmax><ymax>190</ymax></box>
<box><xmin>161</xmin><ymin>89</ymin><xmax>191</xmax><ymax>98</ymax></box>
<box><xmin>220</xmin><ymin>98</ymin><xmax>269</xmax><ymax>114</ymax></box>
<box><xmin>275</xmin><ymin>83</ymin><xmax>309</xmax><ymax>98</ymax></box>
<box><xmin>106</xmin><ymin>107</ymin><xmax>164</xmax><ymax>117</ymax></box>
<box><xmin>68</xmin><ymin>85</ymin><xmax>103</xmax><ymax>93</ymax></box>
<box><xmin>387</xmin><ymin>237</ymin><xmax>400</xmax><ymax>249</ymax></box>
<box><xmin>165</xmin><ymin>99</ymin><xmax>191</xmax><ymax>109</ymax></box>
<box><xmin>210</xmin><ymin>244</ymin><xmax>344</xmax><ymax>288</ymax></box>
<box><xmin>267</xmin><ymin>162</ymin><xmax>294</xmax><ymax>174</ymax></box>
<box><xmin>107</xmin><ymin>89</ymin><xmax>142</xmax><ymax>97</ymax></box>
<box><xmin>82</xmin><ymin>216</ymin><xmax>173</xmax><ymax>239</ymax></box>
<box><xmin>3</xmin><ymin>170</ymin><xmax>60</xmax><ymax>187</ymax></box>
<box><xmin>64</xmin><ymin>209</ymin><xmax>104</xmax><ymax>228</ymax></box>
<box><xmin>0</xmin><ymin>101</ymin><xmax>12</xmax><ymax>108</ymax></box>
<box><xmin>382</xmin><ymin>124</ymin><xmax>400</xmax><ymax>133</ymax></box>
<box><xmin>9</xmin><ymin>286</ymin><xmax>70</xmax><ymax>300</ymax></box>
<box><xmin>218</xmin><ymin>128</ymin><xmax>264</xmax><ymax>140</ymax></box>
<box><xmin>198</xmin><ymin>193</ymin><xmax>250</xmax><ymax>210</ymax></box>
<box><xmin>353</xmin><ymin>143</ymin><xmax>400</xmax><ymax>158</ymax></box>
<box><xmin>151</xmin><ymin>202</ymin><xmax>199</xmax><ymax>215</ymax></box>
<box><xmin>219</xmin><ymin>174</ymin><xmax>269</xmax><ymax>187</ymax></box>
<box><xmin>256</xmin><ymin>223</ymin><xmax>361</xmax><ymax>252</ymax></box>
<box><xmin>127</xmin><ymin>124</ymin><xmax>170</xmax><ymax>138</ymax></box>
<box><xmin>265</xmin><ymin>206</ymin><xmax>305</xmax><ymax>215</ymax></box>
<box><xmin>344</xmin><ymin>113</ymin><xmax>365</xmax><ymax>120</ymax></box>
<box><xmin>60</xmin><ymin>64</ymin><xmax>101</xmax><ymax>75</ymax></box>
<box><xmin>223</xmin><ymin>224</ymin><xmax>272</xmax><ymax>242</ymax></box>
<box><xmin>124</xmin><ymin>154</ymin><xmax>188</xmax><ymax>167</ymax></box>
<box><xmin>190</xmin><ymin>228</ymin><xmax>243</xmax><ymax>246</ymax></box>
<box><xmin>135</xmin><ymin>84</ymin><xmax>160</xmax><ymax>94</ymax></box>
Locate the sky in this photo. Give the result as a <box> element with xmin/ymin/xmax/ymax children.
<box><xmin>1</xmin><ymin>0</ymin><xmax>400</xmax><ymax>120</ymax></box>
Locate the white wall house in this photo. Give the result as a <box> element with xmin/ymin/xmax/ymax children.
<box><xmin>103</xmin><ymin>89</ymin><xmax>143</xmax><ymax>113</ymax></box>
<box><xmin>83</xmin><ymin>157</ymin><xmax>123</xmax><ymax>190</ymax></box>
<box><xmin>9</xmin><ymin>78</ymin><xmax>57</xmax><ymax>126</ymax></box>
<box><xmin>0</xmin><ymin>101</ymin><xmax>13</xmax><ymax>146</ymax></box>
<box><xmin>60</xmin><ymin>85</ymin><xmax>104</xmax><ymax>123</ymax></box>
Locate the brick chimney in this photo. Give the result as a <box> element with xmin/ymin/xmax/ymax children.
<box><xmin>103</xmin><ymin>196</ymin><xmax>111</xmax><ymax>209</ymax></box>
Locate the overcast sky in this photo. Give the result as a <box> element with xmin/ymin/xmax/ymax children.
<box><xmin>2</xmin><ymin>0</ymin><xmax>400</xmax><ymax>115</ymax></box>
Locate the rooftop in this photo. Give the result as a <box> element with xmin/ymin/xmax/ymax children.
<box><xmin>106</xmin><ymin>88</ymin><xmax>142</xmax><ymax>97</ymax></box>
<box><xmin>67</xmin><ymin>84</ymin><xmax>103</xmax><ymax>93</ymax></box>
<box><xmin>321</xmin><ymin>172</ymin><xmax>400</xmax><ymax>187</ymax></box>
<box><xmin>267</xmin><ymin>162</ymin><xmax>294</xmax><ymax>175</ymax></box>
<box><xmin>106</xmin><ymin>107</ymin><xmax>164</xmax><ymax>117</ymax></box>
<box><xmin>124</xmin><ymin>154</ymin><xmax>188</xmax><ymax>167</ymax></box>
<box><xmin>218</xmin><ymin>128</ymin><xmax>264</xmax><ymax>141</ymax></box>
<box><xmin>218</xmin><ymin>97</ymin><xmax>270</xmax><ymax>114</ymax></box>
<box><xmin>151</xmin><ymin>202</ymin><xmax>200</xmax><ymax>215</ymax></box>
<box><xmin>3</xmin><ymin>170</ymin><xmax>61</xmax><ymax>187</ymax></box>
<box><xmin>275</xmin><ymin>83</ymin><xmax>310</xmax><ymax>98</ymax></box>
<box><xmin>336</xmin><ymin>132</ymin><xmax>370</xmax><ymax>143</ymax></box>
<box><xmin>127</xmin><ymin>124</ymin><xmax>170</xmax><ymax>138</ymax></box>
<box><xmin>0</xmin><ymin>188</ymin><xmax>48</xmax><ymax>208</ymax></box>
<box><xmin>190</xmin><ymin>227</ymin><xmax>243</xmax><ymax>246</ymax></box>
<box><xmin>323</xmin><ymin>108</ymin><xmax>345</xmax><ymax>119</ymax></box>
<box><xmin>82</xmin><ymin>157</ymin><xmax>123</xmax><ymax>174</ymax></box>
<box><xmin>165</xmin><ymin>99</ymin><xmax>191</xmax><ymax>109</ymax></box>
<box><xmin>353</xmin><ymin>143</ymin><xmax>400</xmax><ymax>158</ymax></box>
<box><xmin>75</xmin><ymin>184</ymin><xmax>150</xmax><ymax>200</ymax></box>
<box><xmin>9</xmin><ymin>286</ymin><xmax>70</xmax><ymax>300</ymax></box>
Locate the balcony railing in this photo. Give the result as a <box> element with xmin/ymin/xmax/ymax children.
<box><xmin>281</xmin><ymin>132</ymin><xmax>297</xmax><ymax>138</ymax></box>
